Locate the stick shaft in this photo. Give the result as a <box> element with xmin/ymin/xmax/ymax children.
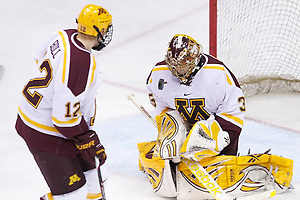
<box><xmin>182</xmin><ymin>158</ymin><xmax>233</xmax><ymax>200</ymax></box>
<box><xmin>127</xmin><ymin>94</ymin><xmax>157</xmax><ymax>128</ymax></box>
<box><xmin>97</xmin><ymin>164</ymin><xmax>106</xmax><ymax>200</ymax></box>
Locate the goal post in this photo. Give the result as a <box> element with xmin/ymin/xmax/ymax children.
<box><xmin>209</xmin><ymin>0</ymin><xmax>217</xmax><ymax>57</ymax></box>
<box><xmin>209</xmin><ymin>0</ymin><xmax>300</xmax><ymax>96</ymax></box>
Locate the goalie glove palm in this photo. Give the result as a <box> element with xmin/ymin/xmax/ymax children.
<box><xmin>74</xmin><ymin>130</ymin><xmax>107</xmax><ymax>166</ymax></box>
<box><xmin>197</xmin><ymin>116</ymin><xmax>230</xmax><ymax>151</ymax></box>
<box><xmin>180</xmin><ymin>115</ymin><xmax>230</xmax><ymax>161</ymax></box>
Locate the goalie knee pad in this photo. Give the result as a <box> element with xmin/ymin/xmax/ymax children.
<box><xmin>138</xmin><ymin>141</ymin><xmax>177</xmax><ymax>197</ymax></box>
<box><xmin>153</xmin><ymin>109</ymin><xmax>188</xmax><ymax>162</ymax></box>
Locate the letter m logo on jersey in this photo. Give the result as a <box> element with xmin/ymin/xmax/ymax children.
<box><xmin>175</xmin><ymin>98</ymin><xmax>210</xmax><ymax>125</ymax></box>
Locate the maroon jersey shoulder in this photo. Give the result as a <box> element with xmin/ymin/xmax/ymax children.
<box><xmin>205</xmin><ymin>54</ymin><xmax>224</xmax><ymax>65</ymax></box>
<box><xmin>155</xmin><ymin>60</ymin><xmax>167</xmax><ymax>66</ymax></box>
<box><xmin>205</xmin><ymin>54</ymin><xmax>241</xmax><ymax>88</ymax></box>
<box><xmin>65</xmin><ymin>29</ymin><xmax>91</xmax><ymax>96</ymax></box>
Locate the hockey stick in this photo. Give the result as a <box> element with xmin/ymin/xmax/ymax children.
<box><xmin>181</xmin><ymin>157</ymin><xmax>232</xmax><ymax>200</ymax></box>
<box><xmin>127</xmin><ymin>93</ymin><xmax>276</xmax><ymax>200</ymax></box>
<box><xmin>97</xmin><ymin>161</ymin><xmax>106</xmax><ymax>200</ymax></box>
<box><xmin>127</xmin><ymin>94</ymin><xmax>157</xmax><ymax>127</ymax></box>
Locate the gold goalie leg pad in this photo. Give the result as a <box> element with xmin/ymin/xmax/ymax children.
<box><xmin>177</xmin><ymin>153</ymin><xmax>293</xmax><ymax>198</ymax></box>
<box><xmin>138</xmin><ymin>141</ymin><xmax>177</xmax><ymax>197</ymax></box>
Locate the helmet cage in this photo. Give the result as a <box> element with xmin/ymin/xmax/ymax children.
<box><xmin>92</xmin><ymin>23</ymin><xmax>113</xmax><ymax>51</ymax></box>
<box><xmin>165</xmin><ymin>34</ymin><xmax>203</xmax><ymax>84</ymax></box>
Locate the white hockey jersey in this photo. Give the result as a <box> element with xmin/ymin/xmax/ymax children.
<box><xmin>16</xmin><ymin>29</ymin><xmax>101</xmax><ymax>156</ymax></box>
<box><xmin>146</xmin><ymin>54</ymin><xmax>245</xmax><ymax>155</ymax></box>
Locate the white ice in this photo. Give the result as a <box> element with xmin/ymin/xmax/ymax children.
<box><xmin>0</xmin><ymin>0</ymin><xmax>299</xmax><ymax>199</ymax></box>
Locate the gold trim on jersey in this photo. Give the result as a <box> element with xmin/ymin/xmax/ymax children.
<box><xmin>203</xmin><ymin>65</ymin><xmax>225</xmax><ymax>71</ymax></box>
<box><xmin>58</xmin><ymin>31</ymin><xmax>68</xmax><ymax>84</ymax></box>
<box><xmin>52</xmin><ymin>115</ymin><xmax>80</xmax><ymax>125</ymax></box>
<box><xmin>89</xmin><ymin>56</ymin><xmax>96</xmax><ymax>86</ymax></box>
<box><xmin>220</xmin><ymin>113</ymin><xmax>244</xmax><ymax>126</ymax></box>
<box><xmin>90</xmin><ymin>100</ymin><xmax>97</xmax><ymax>126</ymax></box>
<box><xmin>204</xmin><ymin>65</ymin><xmax>234</xmax><ymax>85</ymax></box>
<box><xmin>18</xmin><ymin>107</ymin><xmax>59</xmax><ymax>133</ymax></box>
<box><xmin>152</xmin><ymin>66</ymin><xmax>169</xmax><ymax>71</ymax></box>
<box><xmin>226</xmin><ymin>75</ymin><xmax>233</xmax><ymax>85</ymax></box>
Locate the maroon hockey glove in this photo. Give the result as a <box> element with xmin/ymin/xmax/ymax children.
<box><xmin>74</xmin><ymin>130</ymin><xmax>107</xmax><ymax>166</ymax></box>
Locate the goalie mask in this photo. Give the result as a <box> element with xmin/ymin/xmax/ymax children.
<box><xmin>77</xmin><ymin>4</ymin><xmax>113</xmax><ymax>51</ymax></box>
<box><xmin>165</xmin><ymin>34</ymin><xmax>203</xmax><ymax>84</ymax></box>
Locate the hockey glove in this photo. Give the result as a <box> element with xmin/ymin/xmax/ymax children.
<box><xmin>180</xmin><ymin>115</ymin><xmax>230</xmax><ymax>161</ymax></box>
<box><xmin>74</xmin><ymin>130</ymin><xmax>107</xmax><ymax>166</ymax></box>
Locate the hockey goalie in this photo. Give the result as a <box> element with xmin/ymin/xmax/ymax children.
<box><xmin>138</xmin><ymin>34</ymin><xmax>293</xmax><ymax>200</ymax></box>
<box><xmin>138</xmin><ymin>110</ymin><xmax>293</xmax><ymax>200</ymax></box>
<box><xmin>138</xmin><ymin>34</ymin><xmax>293</xmax><ymax>199</ymax></box>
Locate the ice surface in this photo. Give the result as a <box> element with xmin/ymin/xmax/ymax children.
<box><xmin>0</xmin><ymin>0</ymin><xmax>299</xmax><ymax>199</ymax></box>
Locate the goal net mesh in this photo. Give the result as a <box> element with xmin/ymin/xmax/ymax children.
<box><xmin>216</xmin><ymin>0</ymin><xmax>300</xmax><ymax>96</ymax></box>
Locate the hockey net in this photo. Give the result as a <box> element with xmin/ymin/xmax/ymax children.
<box><xmin>209</xmin><ymin>0</ymin><xmax>300</xmax><ymax>96</ymax></box>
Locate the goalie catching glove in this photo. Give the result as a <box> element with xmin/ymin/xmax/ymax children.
<box><xmin>74</xmin><ymin>130</ymin><xmax>106</xmax><ymax>166</ymax></box>
<box><xmin>180</xmin><ymin>115</ymin><xmax>230</xmax><ymax>161</ymax></box>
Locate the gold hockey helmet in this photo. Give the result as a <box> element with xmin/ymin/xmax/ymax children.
<box><xmin>77</xmin><ymin>4</ymin><xmax>113</xmax><ymax>50</ymax></box>
<box><xmin>77</xmin><ymin>4</ymin><xmax>112</xmax><ymax>37</ymax></box>
<box><xmin>165</xmin><ymin>34</ymin><xmax>203</xmax><ymax>84</ymax></box>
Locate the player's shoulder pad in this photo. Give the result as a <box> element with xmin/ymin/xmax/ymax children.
<box><xmin>152</xmin><ymin>60</ymin><xmax>169</xmax><ymax>72</ymax></box>
<box><xmin>202</xmin><ymin>54</ymin><xmax>226</xmax><ymax>72</ymax></box>
<box><xmin>146</xmin><ymin>60</ymin><xmax>169</xmax><ymax>85</ymax></box>
<box><xmin>201</xmin><ymin>54</ymin><xmax>241</xmax><ymax>88</ymax></box>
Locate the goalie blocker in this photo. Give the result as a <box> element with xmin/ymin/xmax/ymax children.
<box><xmin>138</xmin><ymin>109</ymin><xmax>293</xmax><ymax>199</ymax></box>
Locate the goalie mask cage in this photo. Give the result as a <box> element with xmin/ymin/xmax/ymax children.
<box><xmin>209</xmin><ymin>0</ymin><xmax>300</xmax><ymax>96</ymax></box>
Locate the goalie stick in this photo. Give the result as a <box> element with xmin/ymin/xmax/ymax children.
<box><xmin>127</xmin><ymin>94</ymin><xmax>157</xmax><ymax>127</ymax></box>
<box><xmin>127</xmin><ymin>93</ymin><xmax>276</xmax><ymax>200</ymax></box>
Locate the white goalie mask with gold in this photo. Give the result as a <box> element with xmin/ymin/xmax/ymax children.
<box><xmin>165</xmin><ymin>34</ymin><xmax>203</xmax><ymax>84</ymax></box>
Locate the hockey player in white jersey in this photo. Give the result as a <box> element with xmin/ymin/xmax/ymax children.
<box><xmin>15</xmin><ymin>4</ymin><xmax>113</xmax><ymax>200</ymax></box>
<box><xmin>143</xmin><ymin>34</ymin><xmax>245</xmax><ymax>198</ymax></box>
<box><xmin>147</xmin><ymin>34</ymin><xmax>245</xmax><ymax>157</ymax></box>
<box><xmin>138</xmin><ymin>34</ymin><xmax>293</xmax><ymax>199</ymax></box>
